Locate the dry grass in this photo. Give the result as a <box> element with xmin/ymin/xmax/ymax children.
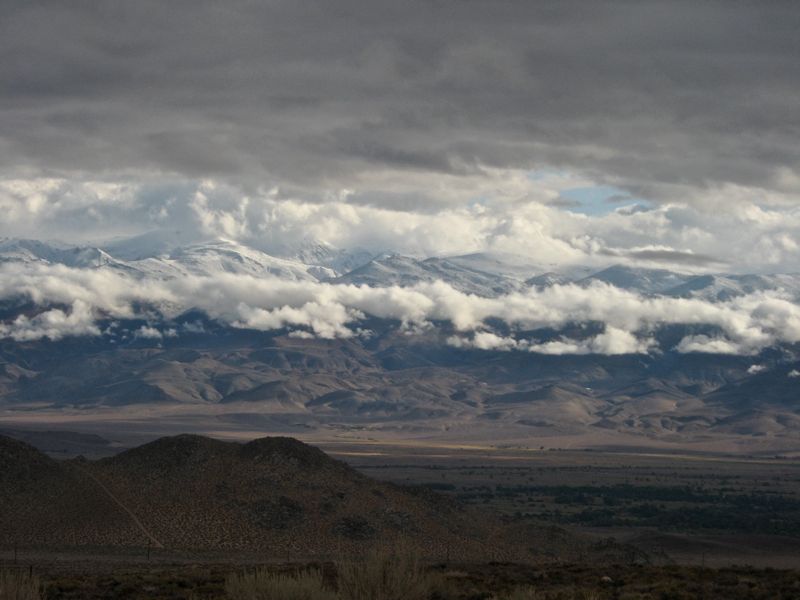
<box><xmin>336</xmin><ymin>546</ymin><xmax>440</xmax><ymax>600</ymax></box>
<box><xmin>500</xmin><ymin>586</ymin><xmax>539</xmax><ymax>600</ymax></box>
<box><xmin>500</xmin><ymin>589</ymin><xmax>601</xmax><ymax>600</ymax></box>
<box><xmin>0</xmin><ymin>568</ymin><xmax>42</xmax><ymax>600</ymax></box>
<box><xmin>224</xmin><ymin>568</ymin><xmax>335</xmax><ymax>600</ymax></box>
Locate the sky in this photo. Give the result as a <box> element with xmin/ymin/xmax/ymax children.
<box><xmin>0</xmin><ymin>1</ymin><xmax>798</xmax><ymax>272</ymax></box>
<box><xmin>1</xmin><ymin>2</ymin><xmax>800</xmax><ymax>354</ymax></box>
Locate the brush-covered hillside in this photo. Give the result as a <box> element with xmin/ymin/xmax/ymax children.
<box><xmin>0</xmin><ymin>434</ymin><xmax>534</xmax><ymax>560</ymax></box>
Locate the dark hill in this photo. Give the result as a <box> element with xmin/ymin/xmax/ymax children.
<box><xmin>102</xmin><ymin>433</ymin><xmax>236</xmax><ymax>472</ymax></box>
<box><xmin>0</xmin><ymin>435</ymin><xmax>142</xmax><ymax>546</ymax></box>
<box><xmin>0</xmin><ymin>434</ymin><xmax>526</xmax><ymax>560</ymax></box>
<box><xmin>239</xmin><ymin>436</ymin><xmax>342</xmax><ymax>469</ymax></box>
<box><xmin>0</xmin><ymin>434</ymin><xmax>60</xmax><ymax>483</ymax></box>
<box><xmin>0</xmin><ymin>429</ymin><xmax>112</xmax><ymax>458</ymax></box>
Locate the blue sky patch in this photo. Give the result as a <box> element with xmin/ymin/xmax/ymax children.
<box><xmin>559</xmin><ymin>185</ymin><xmax>638</xmax><ymax>216</ymax></box>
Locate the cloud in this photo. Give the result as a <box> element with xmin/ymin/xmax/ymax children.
<box><xmin>0</xmin><ymin>1</ymin><xmax>798</xmax><ymax>206</ymax></box>
<box><xmin>747</xmin><ymin>364</ymin><xmax>767</xmax><ymax>375</ymax></box>
<box><xmin>134</xmin><ymin>326</ymin><xmax>162</xmax><ymax>339</ymax></box>
<box><xmin>134</xmin><ymin>325</ymin><xmax>177</xmax><ymax>340</ymax></box>
<box><xmin>3</xmin><ymin>178</ymin><xmax>800</xmax><ymax>273</ymax></box>
<box><xmin>181</xmin><ymin>320</ymin><xmax>206</xmax><ymax>334</ymax></box>
<box><xmin>234</xmin><ymin>301</ymin><xmax>361</xmax><ymax>339</ymax></box>
<box><xmin>449</xmin><ymin>326</ymin><xmax>653</xmax><ymax>355</ymax></box>
<box><xmin>1</xmin><ymin>263</ymin><xmax>800</xmax><ymax>355</ymax></box>
<box><xmin>448</xmin><ymin>332</ymin><xmax>524</xmax><ymax>352</ymax></box>
<box><xmin>788</xmin><ymin>369</ymin><xmax>800</xmax><ymax>379</ymax></box>
<box><xmin>531</xmin><ymin>327</ymin><xmax>654</xmax><ymax>356</ymax></box>
<box><xmin>0</xmin><ymin>300</ymin><xmax>99</xmax><ymax>341</ymax></box>
<box><xmin>674</xmin><ymin>335</ymin><xmax>744</xmax><ymax>355</ymax></box>
<box><xmin>3</xmin><ymin>4</ymin><xmax>799</xmax><ymax>355</ymax></box>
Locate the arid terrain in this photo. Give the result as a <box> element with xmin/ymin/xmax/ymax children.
<box><xmin>3</xmin><ymin>1</ymin><xmax>800</xmax><ymax>597</ymax></box>
<box><xmin>3</xmin><ymin>320</ymin><xmax>800</xmax><ymax>458</ymax></box>
<box><xmin>2</xmin><ymin>431</ymin><xmax>800</xmax><ymax>598</ymax></box>
<box><xmin>0</xmin><ymin>434</ymin><xmax>525</xmax><ymax>561</ymax></box>
<box><xmin>335</xmin><ymin>443</ymin><xmax>800</xmax><ymax>569</ymax></box>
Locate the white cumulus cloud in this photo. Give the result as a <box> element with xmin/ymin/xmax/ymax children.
<box><xmin>1</xmin><ymin>262</ymin><xmax>800</xmax><ymax>355</ymax></box>
<box><xmin>0</xmin><ymin>300</ymin><xmax>99</xmax><ymax>342</ymax></box>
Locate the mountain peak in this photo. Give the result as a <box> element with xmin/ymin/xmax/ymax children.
<box><xmin>102</xmin><ymin>434</ymin><xmax>235</xmax><ymax>470</ymax></box>
<box><xmin>240</xmin><ymin>436</ymin><xmax>344</xmax><ymax>470</ymax></box>
<box><xmin>580</xmin><ymin>264</ymin><xmax>695</xmax><ymax>294</ymax></box>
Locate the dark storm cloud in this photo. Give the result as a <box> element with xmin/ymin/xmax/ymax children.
<box><xmin>1</xmin><ymin>0</ymin><xmax>798</xmax><ymax>200</ymax></box>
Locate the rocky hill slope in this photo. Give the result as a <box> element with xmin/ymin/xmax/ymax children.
<box><xmin>0</xmin><ymin>434</ymin><xmax>524</xmax><ymax>560</ymax></box>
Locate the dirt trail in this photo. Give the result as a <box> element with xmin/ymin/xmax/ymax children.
<box><xmin>76</xmin><ymin>467</ymin><xmax>164</xmax><ymax>549</ymax></box>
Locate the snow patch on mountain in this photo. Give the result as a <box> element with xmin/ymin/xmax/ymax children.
<box><xmin>579</xmin><ymin>264</ymin><xmax>695</xmax><ymax>294</ymax></box>
<box><xmin>331</xmin><ymin>254</ymin><xmax>522</xmax><ymax>296</ymax></box>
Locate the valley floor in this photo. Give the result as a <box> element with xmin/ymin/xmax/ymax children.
<box><xmin>334</xmin><ymin>443</ymin><xmax>800</xmax><ymax>569</ymax></box>
<box><xmin>4</xmin><ymin>430</ymin><xmax>800</xmax><ymax>597</ymax></box>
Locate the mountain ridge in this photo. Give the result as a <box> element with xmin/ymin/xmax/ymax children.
<box><xmin>3</xmin><ymin>235</ymin><xmax>800</xmax><ymax>300</ymax></box>
<box><xmin>2</xmin><ymin>235</ymin><xmax>800</xmax><ymax>452</ymax></box>
<box><xmin>2</xmin><ymin>324</ymin><xmax>798</xmax><ymax>452</ymax></box>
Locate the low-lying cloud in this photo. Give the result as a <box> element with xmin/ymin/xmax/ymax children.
<box><xmin>2</xmin><ymin>263</ymin><xmax>799</xmax><ymax>355</ymax></box>
<box><xmin>0</xmin><ymin>300</ymin><xmax>99</xmax><ymax>342</ymax></box>
<box><xmin>447</xmin><ymin>327</ymin><xmax>654</xmax><ymax>356</ymax></box>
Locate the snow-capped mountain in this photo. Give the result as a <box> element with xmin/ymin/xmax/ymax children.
<box><xmin>271</xmin><ymin>239</ymin><xmax>375</xmax><ymax>277</ymax></box>
<box><xmin>330</xmin><ymin>252</ymin><xmax>600</xmax><ymax>296</ymax></box>
<box><xmin>445</xmin><ymin>252</ymin><xmax>594</xmax><ymax>282</ymax></box>
<box><xmin>0</xmin><ymin>237</ymin><xmax>321</xmax><ymax>281</ymax></box>
<box><xmin>3</xmin><ymin>235</ymin><xmax>800</xmax><ymax>302</ymax></box>
<box><xmin>156</xmin><ymin>240</ymin><xmax>319</xmax><ymax>281</ymax></box>
<box><xmin>0</xmin><ymin>238</ymin><xmax>124</xmax><ymax>270</ymax></box>
<box><xmin>525</xmin><ymin>272</ymin><xmax>574</xmax><ymax>288</ymax></box>
<box><xmin>103</xmin><ymin>233</ymin><xmax>375</xmax><ymax>279</ymax></box>
<box><xmin>665</xmin><ymin>273</ymin><xmax>800</xmax><ymax>301</ymax></box>
<box><xmin>573</xmin><ymin>265</ymin><xmax>800</xmax><ymax>300</ymax></box>
<box><xmin>578</xmin><ymin>264</ymin><xmax>696</xmax><ymax>294</ymax></box>
<box><xmin>331</xmin><ymin>254</ymin><xmax>523</xmax><ymax>296</ymax></box>
<box><xmin>444</xmin><ymin>252</ymin><xmax>554</xmax><ymax>280</ymax></box>
<box><xmin>3</xmin><ymin>235</ymin><xmax>800</xmax><ymax>451</ymax></box>
<box><xmin>100</xmin><ymin>230</ymin><xmax>203</xmax><ymax>261</ymax></box>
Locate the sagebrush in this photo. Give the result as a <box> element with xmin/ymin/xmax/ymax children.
<box><xmin>500</xmin><ymin>589</ymin><xmax>604</xmax><ymax>600</ymax></box>
<box><xmin>0</xmin><ymin>568</ymin><xmax>42</xmax><ymax>600</ymax></box>
<box><xmin>336</xmin><ymin>547</ymin><xmax>440</xmax><ymax>600</ymax></box>
<box><xmin>225</xmin><ymin>567</ymin><xmax>335</xmax><ymax>600</ymax></box>
<box><xmin>501</xmin><ymin>586</ymin><xmax>539</xmax><ymax>600</ymax></box>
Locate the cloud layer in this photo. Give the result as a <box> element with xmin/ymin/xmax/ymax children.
<box><xmin>3</xmin><ymin>178</ymin><xmax>800</xmax><ymax>274</ymax></box>
<box><xmin>1</xmin><ymin>2</ymin><xmax>798</xmax><ymax>348</ymax></box>
<box><xmin>2</xmin><ymin>2</ymin><xmax>798</xmax><ymax>202</ymax></box>
<box><xmin>2</xmin><ymin>263</ymin><xmax>800</xmax><ymax>356</ymax></box>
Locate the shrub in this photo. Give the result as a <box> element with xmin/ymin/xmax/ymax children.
<box><xmin>500</xmin><ymin>586</ymin><xmax>538</xmax><ymax>600</ymax></box>
<box><xmin>0</xmin><ymin>568</ymin><xmax>42</xmax><ymax>600</ymax></box>
<box><xmin>336</xmin><ymin>547</ymin><xmax>438</xmax><ymax>600</ymax></box>
<box><xmin>499</xmin><ymin>589</ymin><xmax>603</xmax><ymax>600</ymax></box>
<box><xmin>225</xmin><ymin>568</ymin><xmax>335</xmax><ymax>600</ymax></box>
